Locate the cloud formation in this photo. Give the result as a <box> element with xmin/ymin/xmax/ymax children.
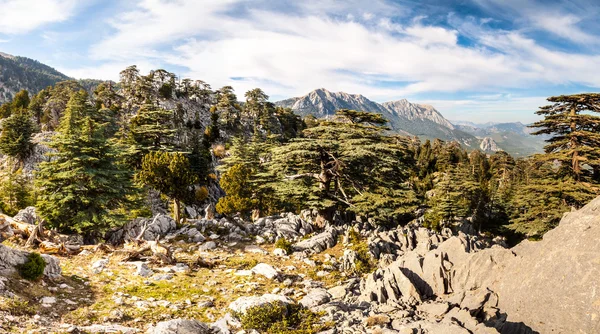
<box><xmin>0</xmin><ymin>0</ymin><xmax>79</xmax><ymax>34</ymax></box>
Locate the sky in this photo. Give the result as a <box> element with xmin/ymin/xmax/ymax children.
<box><xmin>1</xmin><ymin>0</ymin><xmax>599</xmax><ymax>123</ymax></box>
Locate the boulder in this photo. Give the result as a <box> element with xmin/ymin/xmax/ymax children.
<box><xmin>106</xmin><ymin>214</ymin><xmax>176</xmax><ymax>245</ymax></box>
<box><xmin>228</xmin><ymin>294</ymin><xmax>294</xmax><ymax>314</ymax></box>
<box><xmin>293</xmin><ymin>226</ymin><xmax>341</xmax><ymax>253</ymax></box>
<box><xmin>299</xmin><ymin>288</ymin><xmax>330</xmax><ymax>308</ymax></box>
<box><xmin>13</xmin><ymin>206</ymin><xmax>38</xmax><ymax>225</ymax></box>
<box><xmin>146</xmin><ymin>319</ymin><xmax>213</xmax><ymax>334</ymax></box>
<box><xmin>251</xmin><ymin>263</ymin><xmax>279</xmax><ymax>280</ymax></box>
<box><xmin>0</xmin><ymin>244</ymin><xmax>61</xmax><ymax>277</ymax></box>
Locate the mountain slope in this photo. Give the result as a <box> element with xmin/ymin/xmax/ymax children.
<box><xmin>455</xmin><ymin>121</ymin><xmax>546</xmax><ymax>157</ymax></box>
<box><xmin>276</xmin><ymin>88</ymin><xmax>479</xmax><ymax>148</ymax></box>
<box><xmin>0</xmin><ymin>52</ymin><xmax>70</xmax><ymax>103</ymax></box>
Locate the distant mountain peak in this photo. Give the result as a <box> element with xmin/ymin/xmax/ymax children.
<box><xmin>276</xmin><ymin>88</ymin><xmax>477</xmax><ymax>147</ymax></box>
<box><xmin>0</xmin><ymin>52</ymin><xmax>14</xmax><ymax>59</ymax></box>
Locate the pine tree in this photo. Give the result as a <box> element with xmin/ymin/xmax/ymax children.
<box><xmin>266</xmin><ymin>109</ymin><xmax>418</xmax><ymax>225</ymax></box>
<box><xmin>127</xmin><ymin>102</ymin><xmax>176</xmax><ymax>167</ymax></box>
<box><xmin>0</xmin><ymin>112</ymin><xmax>36</xmax><ymax>162</ymax></box>
<box><xmin>0</xmin><ymin>168</ymin><xmax>33</xmax><ymax>216</ymax></box>
<box><xmin>136</xmin><ymin>151</ymin><xmax>198</xmax><ymax>224</ymax></box>
<box><xmin>36</xmin><ymin>90</ymin><xmax>134</xmax><ymax>237</ymax></box>
<box><xmin>215</xmin><ymin>86</ymin><xmax>241</xmax><ymax>131</ymax></box>
<box><xmin>530</xmin><ymin>93</ymin><xmax>600</xmax><ymax>181</ymax></box>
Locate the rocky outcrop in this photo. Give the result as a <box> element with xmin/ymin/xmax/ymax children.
<box><xmin>146</xmin><ymin>319</ymin><xmax>213</xmax><ymax>334</ymax></box>
<box><xmin>293</xmin><ymin>226</ymin><xmax>341</xmax><ymax>253</ymax></box>
<box><xmin>0</xmin><ymin>244</ymin><xmax>61</xmax><ymax>277</ymax></box>
<box><xmin>480</xmin><ymin>137</ymin><xmax>501</xmax><ymax>152</ymax></box>
<box><xmin>106</xmin><ymin>214</ymin><xmax>176</xmax><ymax>245</ymax></box>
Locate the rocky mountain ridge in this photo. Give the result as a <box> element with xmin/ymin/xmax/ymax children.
<box><xmin>277</xmin><ymin>88</ymin><xmax>480</xmax><ymax>149</ymax></box>
<box><xmin>455</xmin><ymin>121</ymin><xmax>546</xmax><ymax>157</ymax></box>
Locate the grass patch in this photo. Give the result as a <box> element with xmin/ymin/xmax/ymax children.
<box><xmin>0</xmin><ymin>297</ymin><xmax>36</xmax><ymax>316</ymax></box>
<box><xmin>274</xmin><ymin>238</ymin><xmax>293</xmax><ymax>255</ymax></box>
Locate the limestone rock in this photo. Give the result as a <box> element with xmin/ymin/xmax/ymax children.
<box><xmin>106</xmin><ymin>214</ymin><xmax>176</xmax><ymax>245</ymax></box>
<box><xmin>251</xmin><ymin>263</ymin><xmax>279</xmax><ymax>280</ymax></box>
<box><xmin>146</xmin><ymin>319</ymin><xmax>213</xmax><ymax>334</ymax></box>
<box><xmin>293</xmin><ymin>226</ymin><xmax>340</xmax><ymax>253</ymax></box>
<box><xmin>299</xmin><ymin>288</ymin><xmax>330</xmax><ymax>308</ymax></box>
<box><xmin>228</xmin><ymin>294</ymin><xmax>294</xmax><ymax>314</ymax></box>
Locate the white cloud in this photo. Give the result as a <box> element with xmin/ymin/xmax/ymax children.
<box><xmin>0</xmin><ymin>0</ymin><xmax>79</xmax><ymax>34</ymax></box>
<box><xmin>69</xmin><ymin>0</ymin><xmax>600</xmax><ymax>123</ymax></box>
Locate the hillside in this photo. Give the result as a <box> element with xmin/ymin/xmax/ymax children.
<box><xmin>0</xmin><ymin>52</ymin><xmax>70</xmax><ymax>103</ymax></box>
<box><xmin>454</xmin><ymin>121</ymin><xmax>547</xmax><ymax>157</ymax></box>
<box><xmin>276</xmin><ymin>88</ymin><xmax>480</xmax><ymax>148</ymax></box>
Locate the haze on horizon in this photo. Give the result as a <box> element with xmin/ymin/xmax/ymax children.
<box><xmin>0</xmin><ymin>0</ymin><xmax>599</xmax><ymax>123</ymax></box>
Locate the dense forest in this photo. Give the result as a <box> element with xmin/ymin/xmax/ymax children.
<box><xmin>0</xmin><ymin>66</ymin><xmax>597</xmax><ymax>244</ymax></box>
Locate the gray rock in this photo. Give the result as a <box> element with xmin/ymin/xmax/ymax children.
<box><xmin>251</xmin><ymin>263</ymin><xmax>279</xmax><ymax>280</ymax></box>
<box><xmin>107</xmin><ymin>214</ymin><xmax>176</xmax><ymax>245</ymax></box>
<box><xmin>228</xmin><ymin>294</ymin><xmax>294</xmax><ymax>314</ymax></box>
<box><xmin>0</xmin><ymin>244</ymin><xmax>61</xmax><ymax>277</ymax></box>
<box><xmin>327</xmin><ymin>286</ymin><xmax>347</xmax><ymax>300</ymax></box>
<box><xmin>146</xmin><ymin>319</ymin><xmax>213</xmax><ymax>333</ymax></box>
<box><xmin>198</xmin><ymin>241</ymin><xmax>217</xmax><ymax>251</ymax></box>
<box><xmin>135</xmin><ymin>263</ymin><xmax>153</xmax><ymax>277</ymax></box>
<box><xmin>13</xmin><ymin>206</ymin><xmax>38</xmax><ymax>225</ymax></box>
<box><xmin>417</xmin><ymin>302</ymin><xmax>450</xmax><ymax>318</ymax></box>
<box><xmin>91</xmin><ymin>259</ymin><xmax>109</xmax><ymax>274</ymax></box>
<box><xmin>80</xmin><ymin>324</ymin><xmax>139</xmax><ymax>334</ymax></box>
<box><xmin>293</xmin><ymin>226</ymin><xmax>340</xmax><ymax>253</ymax></box>
<box><xmin>299</xmin><ymin>288</ymin><xmax>330</xmax><ymax>308</ymax></box>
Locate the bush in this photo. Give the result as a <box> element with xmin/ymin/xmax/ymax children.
<box><xmin>0</xmin><ymin>297</ymin><xmax>35</xmax><ymax>316</ymax></box>
<box><xmin>275</xmin><ymin>238</ymin><xmax>293</xmax><ymax>255</ymax></box>
<box><xmin>18</xmin><ymin>252</ymin><xmax>46</xmax><ymax>280</ymax></box>
<box><xmin>236</xmin><ymin>301</ymin><xmax>326</xmax><ymax>333</ymax></box>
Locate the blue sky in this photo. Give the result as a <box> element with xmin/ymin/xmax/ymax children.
<box><xmin>1</xmin><ymin>0</ymin><xmax>599</xmax><ymax>123</ymax></box>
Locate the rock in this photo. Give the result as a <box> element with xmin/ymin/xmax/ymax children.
<box><xmin>204</xmin><ymin>203</ymin><xmax>215</xmax><ymax>220</ymax></box>
<box><xmin>78</xmin><ymin>324</ymin><xmax>139</xmax><ymax>333</ymax></box>
<box><xmin>135</xmin><ymin>263</ymin><xmax>153</xmax><ymax>277</ymax></box>
<box><xmin>360</xmin><ymin>260</ymin><xmax>422</xmax><ymax>305</ymax></box>
<box><xmin>480</xmin><ymin>137</ymin><xmax>501</xmax><ymax>152</ymax></box>
<box><xmin>251</xmin><ymin>263</ymin><xmax>279</xmax><ymax>280</ymax></box>
<box><xmin>299</xmin><ymin>288</ymin><xmax>330</xmax><ymax>308</ymax></box>
<box><xmin>293</xmin><ymin>226</ymin><xmax>340</xmax><ymax>253</ymax></box>
<box><xmin>244</xmin><ymin>245</ymin><xmax>267</xmax><ymax>254</ymax></box>
<box><xmin>146</xmin><ymin>319</ymin><xmax>213</xmax><ymax>333</ymax></box>
<box><xmin>198</xmin><ymin>241</ymin><xmax>217</xmax><ymax>251</ymax></box>
<box><xmin>13</xmin><ymin>206</ymin><xmax>38</xmax><ymax>225</ymax></box>
<box><xmin>153</xmin><ymin>273</ymin><xmax>173</xmax><ymax>281</ymax></box>
<box><xmin>272</xmin><ymin>248</ymin><xmax>287</xmax><ymax>257</ymax></box>
<box><xmin>40</xmin><ymin>296</ymin><xmax>56</xmax><ymax>307</ymax></box>
<box><xmin>328</xmin><ymin>286</ymin><xmax>347</xmax><ymax>300</ymax></box>
<box><xmin>106</xmin><ymin>214</ymin><xmax>176</xmax><ymax>245</ymax></box>
<box><xmin>228</xmin><ymin>294</ymin><xmax>294</xmax><ymax>314</ymax></box>
<box><xmin>91</xmin><ymin>259</ymin><xmax>109</xmax><ymax>274</ymax></box>
<box><xmin>417</xmin><ymin>302</ymin><xmax>450</xmax><ymax>318</ymax></box>
<box><xmin>0</xmin><ymin>244</ymin><xmax>61</xmax><ymax>277</ymax></box>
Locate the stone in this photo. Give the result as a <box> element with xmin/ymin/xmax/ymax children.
<box><xmin>40</xmin><ymin>296</ymin><xmax>56</xmax><ymax>307</ymax></box>
<box><xmin>251</xmin><ymin>263</ymin><xmax>279</xmax><ymax>280</ymax></box>
<box><xmin>0</xmin><ymin>244</ymin><xmax>61</xmax><ymax>277</ymax></box>
<box><xmin>272</xmin><ymin>248</ymin><xmax>287</xmax><ymax>257</ymax></box>
<box><xmin>228</xmin><ymin>294</ymin><xmax>294</xmax><ymax>314</ymax></box>
<box><xmin>293</xmin><ymin>226</ymin><xmax>340</xmax><ymax>253</ymax></box>
<box><xmin>107</xmin><ymin>214</ymin><xmax>176</xmax><ymax>245</ymax></box>
<box><xmin>244</xmin><ymin>245</ymin><xmax>268</xmax><ymax>254</ymax></box>
<box><xmin>417</xmin><ymin>302</ymin><xmax>450</xmax><ymax>318</ymax></box>
<box><xmin>135</xmin><ymin>263</ymin><xmax>153</xmax><ymax>277</ymax></box>
<box><xmin>146</xmin><ymin>319</ymin><xmax>213</xmax><ymax>333</ymax></box>
<box><xmin>91</xmin><ymin>259</ymin><xmax>109</xmax><ymax>274</ymax></box>
<box><xmin>327</xmin><ymin>286</ymin><xmax>347</xmax><ymax>300</ymax></box>
<box><xmin>299</xmin><ymin>288</ymin><xmax>330</xmax><ymax>308</ymax></box>
<box><xmin>79</xmin><ymin>324</ymin><xmax>139</xmax><ymax>334</ymax></box>
<box><xmin>198</xmin><ymin>241</ymin><xmax>217</xmax><ymax>251</ymax></box>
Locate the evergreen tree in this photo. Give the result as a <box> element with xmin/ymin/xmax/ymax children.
<box><xmin>36</xmin><ymin>90</ymin><xmax>134</xmax><ymax>237</ymax></box>
<box><xmin>215</xmin><ymin>86</ymin><xmax>241</xmax><ymax>131</ymax></box>
<box><xmin>0</xmin><ymin>168</ymin><xmax>33</xmax><ymax>216</ymax></box>
<box><xmin>127</xmin><ymin>102</ymin><xmax>176</xmax><ymax>167</ymax></box>
<box><xmin>136</xmin><ymin>151</ymin><xmax>198</xmax><ymax>224</ymax></box>
<box><xmin>216</xmin><ymin>163</ymin><xmax>256</xmax><ymax>216</ymax></box>
<box><xmin>531</xmin><ymin>93</ymin><xmax>600</xmax><ymax>181</ymax></box>
<box><xmin>0</xmin><ymin>111</ymin><xmax>36</xmax><ymax>162</ymax></box>
<box><xmin>266</xmin><ymin>109</ymin><xmax>418</xmax><ymax>225</ymax></box>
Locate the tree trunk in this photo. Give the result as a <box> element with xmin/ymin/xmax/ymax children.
<box><xmin>570</xmin><ymin>104</ymin><xmax>580</xmax><ymax>180</ymax></box>
<box><xmin>173</xmin><ymin>199</ymin><xmax>181</xmax><ymax>225</ymax></box>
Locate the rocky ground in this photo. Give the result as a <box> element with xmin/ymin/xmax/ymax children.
<box><xmin>0</xmin><ymin>198</ymin><xmax>599</xmax><ymax>333</ymax></box>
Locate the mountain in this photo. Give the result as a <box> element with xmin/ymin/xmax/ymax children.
<box><xmin>454</xmin><ymin>121</ymin><xmax>547</xmax><ymax>157</ymax></box>
<box><xmin>0</xmin><ymin>52</ymin><xmax>70</xmax><ymax>103</ymax></box>
<box><xmin>276</xmin><ymin>88</ymin><xmax>479</xmax><ymax>148</ymax></box>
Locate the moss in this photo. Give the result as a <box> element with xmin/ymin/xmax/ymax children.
<box><xmin>347</xmin><ymin>228</ymin><xmax>375</xmax><ymax>275</ymax></box>
<box><xmin>235</xmin><ymin>301</ymin><xmax>328</xmax><ymax>334</ymax></box>
<box><xmin>18</xmin><ymin>252</ymin><xmax>46</xmax><ymax>281</ymax></box>
<box><xmin>274</xmin><ymin>238</ymin><xmax>293</xmax><ymax>255</ymax></box>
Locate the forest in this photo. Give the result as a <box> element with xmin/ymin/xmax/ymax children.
<box><xmin>0</xmin><ymin>65</ymin><xmax>598</xmax><ymax>244</ymax></box>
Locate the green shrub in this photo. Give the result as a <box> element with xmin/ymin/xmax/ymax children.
<box><xmin>0</xmin><ymin>297</ymin><xmax>36</xmax><ymax>316</ymax></box>
<box><xmin>18</xmin><ymin>252</ymin><xmax>46</xmax><ymax>280</ymax></box>
<box><xmin>347</xmin><ymin>228</ymin><xmax>375</xmax><ymax>275</ymax></box>
<box><xmin>274</xmin><ymin>237</ymin><xmax>293</xmax><ymax>255</ymax></box>
<box><xmin>235</xmin><ymin>301</ymin><xmax>326</xmax><ymax>334</ymax></box>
